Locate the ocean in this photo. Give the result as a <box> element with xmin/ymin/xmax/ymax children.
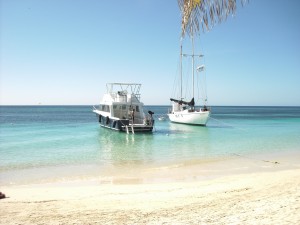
<box><xmin>1</xmin><ymin>106</ymin><xmax>300</xmax><ymax>185</ymax></box>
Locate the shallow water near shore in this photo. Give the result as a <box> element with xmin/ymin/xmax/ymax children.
<box><xmin>1</xmin><ymin>106</ymin><xmax>300</xmax><ymax>185</ymax></box>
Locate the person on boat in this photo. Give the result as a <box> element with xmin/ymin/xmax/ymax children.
<box><xmin>131</xmin><ymin>108</ymin><xmax>135</xmax><ymax>123</ymax></box>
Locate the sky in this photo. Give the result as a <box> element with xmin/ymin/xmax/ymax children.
<box><xmin>0</xmin><ymin>0</ymin><xmax>300</xmax><ymax>106</ymax></box>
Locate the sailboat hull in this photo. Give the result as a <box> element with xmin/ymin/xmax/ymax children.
<box><xmin>168</xmin><ymin>110</ymin><xmax>210</xmax><ymax>126</ymax></box>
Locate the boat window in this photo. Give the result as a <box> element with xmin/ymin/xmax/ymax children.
<box><xmin>122</xmin><ymin>105</ymin><xmax>126</xmax><ymax>110</ymax></box>
<box><xmin>101</xmin><ymin>105</ymin><xmax>110</xmax><ymax>112</ymax></box>
<box><xmin>112</xmin><ymin>105</ymin><xmax>121</xmax><ymax>118</ymax></box>
<box><xmin>136</xmin><ymin>106</ymin><xmax>140</xmax><ymax>112</ymax></box>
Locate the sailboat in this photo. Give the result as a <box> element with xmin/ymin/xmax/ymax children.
<box><xmin>167</xmin><ymin>37</ymin><xmax>210</xmax><ymax>126</ymax></box>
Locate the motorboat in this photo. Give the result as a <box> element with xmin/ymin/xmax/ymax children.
<box><xmin>93</xmin><ymin>83</ymin><xmax>154</xmax><ymax>133</ymax></box>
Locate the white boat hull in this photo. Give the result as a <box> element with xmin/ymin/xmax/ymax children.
<box><xmin>168</xmin><ymin>110</ymin><xmax>210</xmax><ymax>126</ymax></box>
<box><xmin>93</xmin><ymin>83</ymin><xmax>155</xmax><ymax>133</ymax></box>
<box><xmin>93</xmin><ymin>109</ymin><xmax>154</xmax><ymax>133</ymax></box>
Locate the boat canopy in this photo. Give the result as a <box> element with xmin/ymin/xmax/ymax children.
<box><xmin>170</xmin><ymin>97</ymin><xmax>195</xmax><ymax>106</ymax></box>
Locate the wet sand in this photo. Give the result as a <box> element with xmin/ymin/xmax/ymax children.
<box><xmin>1</xmin><ymin>152</ymin><xmax>300</xmax><ymax>224</ymax></box>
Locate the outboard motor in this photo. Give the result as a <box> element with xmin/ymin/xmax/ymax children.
<box><xmin>147</xmin><ymin>111</ymin><xmax>155</xmax><ymax>126</ymax></box>
<box><xmin>148</xmin><ymin>111</ymin><xmax>154</xmax><ymax>118</ymax></box>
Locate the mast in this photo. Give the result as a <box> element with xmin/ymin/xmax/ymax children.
<box><xmin>190</xmin><ymin>14</ymin><xmax>195</xmax><ymax>105</ymax></box>
<box><xmin>180</xmin><ymin>43</ymin><xmax>183</xmax><ymax>100</ymax></box>
<box><xmin>192</xmin><ymin>33</ymin><xmax>195</xmax><ymax>105</ymax></box>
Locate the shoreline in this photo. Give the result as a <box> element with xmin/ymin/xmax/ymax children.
<box><xmin>1</xmin><ymin>149</ymin><xmax>299</xmax><ymax>186</ymax></box>
<box><xmin>1</xmin><ymin>151</ymin><xmax>300</xmax><ymax>224</ymax></box>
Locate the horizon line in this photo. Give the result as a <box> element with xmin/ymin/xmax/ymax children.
<box><xmin>1</xmin><ymin>104</ymin><xmax>299</xmax><ymax>107</ymax></box>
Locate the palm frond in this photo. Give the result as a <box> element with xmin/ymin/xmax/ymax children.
<box><xmin>178</xmin><ymin>0</ymin><xmax>249</xmax><ymax>37</ymax></box>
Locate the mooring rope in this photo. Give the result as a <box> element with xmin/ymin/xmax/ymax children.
<box><xmin>208</xmin><ymin>116</ymin><xmax>248</xmax><ymax>132</ymax></box>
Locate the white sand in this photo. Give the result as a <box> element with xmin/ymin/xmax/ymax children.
<box><xmin>1</xmin><ymin>167</ymin><xmax>300</xmax><ymax>225</ymax></box>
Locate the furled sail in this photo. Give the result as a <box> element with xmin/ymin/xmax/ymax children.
<box><xmin>170</xmin><ymin>97</ymin><xmax>195</xmax><ymax>106</ymax></box>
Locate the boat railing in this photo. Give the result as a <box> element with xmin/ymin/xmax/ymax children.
<box><xmin>110</xmin><ymin>92</ymin><xmax>141</xmax><ymax>103</ymax></box>
<box><xmin>93</xmin><ymin>105</ymin><xmax>99</xmax><ymax>111</ymax></box>
<box><xmin>129</xmin><ymin>93</ymin><xmax>141</xmax><ymax>102</ymax></box>
<box><xmin>107</xmin><ymin>83</ymin><xmax>142</xmax><ymax>99</ymax></box>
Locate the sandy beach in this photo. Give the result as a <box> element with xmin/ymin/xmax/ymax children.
<box><xmin>1</xmin><ymin>152</ymin><xmax>300</xmax><ymax>225</ymax></box>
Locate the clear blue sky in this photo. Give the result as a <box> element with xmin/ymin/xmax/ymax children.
<box><xmin>1</xmin><ymin>0</ymin><xmax>300</xmax><ymax>106</ymax></box>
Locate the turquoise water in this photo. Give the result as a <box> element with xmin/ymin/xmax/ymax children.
<box><xmin>1</xmin><ymin>106</ymin><xmax>300</xmax><ymax>185</ymax></box>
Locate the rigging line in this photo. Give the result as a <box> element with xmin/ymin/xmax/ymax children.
<box><xmin>198</xmin><ymin>57</ymin><xmax>206</xmax><ymax>103</ymax></box>
<box><xmin>208</xmin><ymin>116</ymin><xmax>248</xmax><ymax>132</ymax></box>
<box><xmin>184</xmin><ymin>56</ymin><xmax>192</xmax><ymax>99</ymax></box>
<box><xmin>199</xmin><ymin>70</ymin><xmax>206</xmax><ymax>104</ymax></box>
<box><xmin>203</xmin><ymin>56</ymin><xmax>208</xmax><ymax>101</ymax></box>
<box><xmin>171</xmin><ymin>56</ymin><xmax>182</xmax><ymax>99</ymax></box>
<box><xmin>196</xmin><ymin>59</ymin><xmax>201</xmax><ymax>102</ymax></box>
